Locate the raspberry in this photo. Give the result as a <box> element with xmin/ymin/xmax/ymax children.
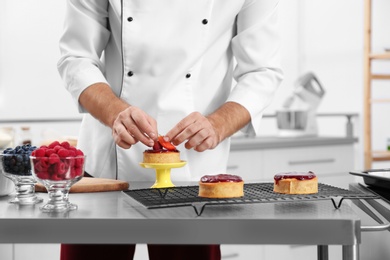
<box><xmin>35</xmin><ymin>148</ymin><xmax>46</xmax><ymax>157</ymax></box>
<box><xmin>36</xmin><ymin>171</ymin><xmax>50</xmax><ymax>180</ymax></box>
<box><xmin>34</xmin><ymin>161</ymin><xmax>44</xmax><ymax>172</ymax></box>
<box><xmin>75</xmin><ymin>157</ymin><xmax>84</xmax><ymax>167</ymax></box>
<box><xmin>31</xmin><ymin>141</ymin><xmax>84</xmax><ymax>181</ymax></box>
<box><xmin>35</xmin><ymin>157</ymin><xmax>50</xmax><ymax>171</ymax></box>
<box><xmin>45</xmin><ymin>149</ymin><xmax>55</xmax><ymax>157</ymax></box>
<box><xmin>50</xmin><ymin>173</ymin><xmax>63</xmax><ymax>181</ymax></box>
<box><xmin>48</xmin><ymin>141</ymin><xmax>60</xmax><ymax>149</ymax></box>
<box><xmin>71</xmin><ymin>166</ymin><xmax>82</xmax><ymax>178</ymax></box>
<box><xmin>54</xmin><ymin>162</ymin><xmax>67</xmax><ymax>175</ymax></box>
<box><xmin>60</xmin><ymin>141</ymin><xmax>70</xmax><ymax>149</ymax></box>
<box><xmin>57</xmin><ymin>149</ymin><xmax>70</xmax><ymax>158</ymax></box>
<box><xmin>48</xmin><ymin>153</ymin><xmax>60</xmax><ymax>164</ymax></box>
<box><xmin>76</xmin><ymin>149</ymin><xmax>84</xmax><ymax>156</ymax></box>
<box><xmin>153</xmin><ymin>141</ymin><xmax>162</xmax><ymax>151</ymax></box>
<box><xmin>39</xmin><ymin>157</ymin><xmax>50</xmax><ymax>169</ymax></box>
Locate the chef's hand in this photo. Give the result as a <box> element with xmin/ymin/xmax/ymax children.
<box><xmin>165</xmin><ymin>112</ymin><xmax>221</xmax><ymax>152</ymax></box>
<box><xmin>165</xmin><ymin>102</ymin><xmax>251</xmax><ymax>152</ymax></box>
<box><xmin>112</xmin><ymin>106</ymin><xmax>158</xmax><ymax>149</ymax></box>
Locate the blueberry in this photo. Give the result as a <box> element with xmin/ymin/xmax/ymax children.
<box><xmin>2</xmin><ymin>144</ymin><xmax>36</xmax><ymax>175</ymax></box>
<box><xmin>3</xmin><ymin>148</ymin><xmax>12</xmax><ymax>154</ymax></box>
<box><xmin>16</xmin><ymin>155</ymin><xmax>23</xmax><ymax>162</ymax></box>
<box><xmin>10</xmin><ymin>158</ymin><xmax>16</xmax><ymax>166</ymax></box>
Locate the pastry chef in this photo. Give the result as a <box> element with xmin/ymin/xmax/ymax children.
<box><xmin>57</xmin><ymin>0</ymin><xmax>283</xmax><ymax>259</ymax></box>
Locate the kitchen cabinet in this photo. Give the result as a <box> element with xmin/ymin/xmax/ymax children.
<box><xmin>363</xmin><ymin>0</ymin><xmax>390</xmax><ymax>168</ymax></box>
<box><xmin>221</xmin><ymin>244</ymin><xmax>342</xmax><ymax>260</ymax></box>
<box><xmin>228</xmin><ymin>136</ymin><xmax>356</xmax><ymax>188</ymax></box>
<box><xmin>13</xmin><ymin>244</ymin><xmax>60</xmax><ymax>260</ymax></box>
<box><xmin>0</xmin><ymin>244</ymin><xmax>12</xmax><ymax>260</ymax></box>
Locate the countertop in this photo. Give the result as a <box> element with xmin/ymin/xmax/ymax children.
<box><xmin>230</xmin><ymin>135</ymin><xmax>358</xmax><ymax>151</ymax></box>
<box><xmin>0</xmin><ymin>181</ymin><xmax>363</xmax><ymax>246</ymax></box>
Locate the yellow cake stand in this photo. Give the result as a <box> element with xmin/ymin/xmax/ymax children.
<box><xmin>139</xmin><ymin>161</ymin><xmax>187</xmax><ymax>188</ymax></box>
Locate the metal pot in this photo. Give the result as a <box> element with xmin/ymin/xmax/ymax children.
<box><xmin>276</xmin><ymin>110</ymin><xmax>308</xmax><ymax>130</ymax></box>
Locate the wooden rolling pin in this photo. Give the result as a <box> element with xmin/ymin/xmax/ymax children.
<box><xmin>35</xmin><ymin>177</ymin><xmax>129</xmax><ymax>193</ymax></box>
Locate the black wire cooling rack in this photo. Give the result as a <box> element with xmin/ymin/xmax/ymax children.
<box><xmin>122</xmin><ymin>183</ymin><xmax>379</xmax><ymax>216</ymax></box>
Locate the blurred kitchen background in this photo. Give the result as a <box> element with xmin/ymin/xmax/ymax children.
<box><xmin>1</xmin><ymin>0</ymin><xmax>390</xmax><ymax>259</ymax></box>
<box><xmin>2</xmin><ymin>0</ymin><xmax>390</xmax><ymax>170</ymax></box>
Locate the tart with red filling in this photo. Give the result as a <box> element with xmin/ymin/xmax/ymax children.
<box><xmin>198</xmin><ymin>174</ymin><xmax>244</xmax><ymax>198</ymax></box>
<box><xmin>273</xmin><ymin>171</ymin><xmax>318</xmax><ymax>194</ymax></box>
<box><xmin>143</xmin><ymin>136</ymin><xmax>180</xmax><ymax>164</ymax></box>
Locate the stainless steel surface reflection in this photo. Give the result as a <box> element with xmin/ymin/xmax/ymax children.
<box><xmin>0</xmin><ymin>181</ymin><xmax>379</xmax><ymax>259</ymax></box>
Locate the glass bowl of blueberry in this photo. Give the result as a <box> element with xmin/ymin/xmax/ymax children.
<box><xmin>0</xmin><ymin>144</ymin><xmax>43</xmax><ymax>205</ymax></box>
<box><xmin>30</xmin><ymin>141</ymin><xmax>85</xmax><ymax>212</ymax></box>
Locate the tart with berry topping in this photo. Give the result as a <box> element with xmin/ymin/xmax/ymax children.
<box><xmin>198</xmin><ymin>174</ymin><xmax>244</xmax><ymax>198</ymax></box>
<box><xmin>273</xmin><ymin>171</ymin><xmax>318</xmax><ymax>194</ymax></box>
<box><xmin>143</xmin><ymin>136</ymin><xmax>181</xmax><ymax>164</ymax></box>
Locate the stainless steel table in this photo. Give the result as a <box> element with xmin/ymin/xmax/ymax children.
<box><xmin>0</xmin><ymin>182</ymin><xmax>385</xmax><ymax>260</ymax></box>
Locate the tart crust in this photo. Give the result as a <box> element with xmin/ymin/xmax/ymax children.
<box><xmin>143</xmin><ymin>151</ymin><xmax>180</xmax><ymax>164</ymax></box>
<box><xmin>274</xmin><ymin>176</ymin><xmax>318</xmax><ymax>194</ymax></box>
<box><xmin>198</xmin><ymin>181</ymin><xmax>244</xmax><ymax>198</ymax></box>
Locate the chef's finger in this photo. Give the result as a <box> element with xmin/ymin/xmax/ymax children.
<box><xmin>147</xmin><ymin>116</ymin><xmax>158</xmax><ymax>141</ymax></box>
<box><xmin>116</xmin><ymin>139</ymin><xmax>132</xmax><ymax>149</ymax></box>
<box><xmin>166</xmin><ymin>112</ymin><xmax>199</xmax><ymax>144</ymax></box>
<box><xmin>183</xmin><ymin>127</ymin><xmax>208</xmax><ymax>149</ymax></box>
<box><xmin>194</xmin><ymin>137</ymin><xmax>215</xmax><ymax>152</ymax></box>
<box><xmin>173</xmin><ymin>122</ymin><xmax>204</xmax><ymax>146</ymax></box>
<box><xmin>122</xmin><ymin>122</ymin><xmax>154</xmax><ymax>147</ymax></box>
<box><xmin>131</xmin><ymin>111</ymin><xmax>157</xmax><ymax>144</ymax></box>
<box><xmin>112</xmin><ymin>126</ymin><xmax>137</xmax><ymax>149</ymax></box>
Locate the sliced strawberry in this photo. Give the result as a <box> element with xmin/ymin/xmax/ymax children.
<box><xmin>158</xmin><ymin>136</ymin><xmax>176</xmax><ymax>151</ymax></box>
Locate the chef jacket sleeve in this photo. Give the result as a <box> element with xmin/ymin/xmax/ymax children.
<box><xmin>57</xmin><ymin>0</ymin><xmax>110</xmax><ymax>113</ymax></box>
<box><xmin>228</xmin><ymin>0</ymin><xmax>283</xmax><ymax>136</ymax></box>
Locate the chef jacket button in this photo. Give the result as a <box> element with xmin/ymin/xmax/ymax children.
<box><xmin>185</xmin><ymin>73</ymin><xmax>191</xmax><ymax>78</ymax></box>
<box><xmin>127</xmin><ymin>71</ymin><xmax>134</xmax><ymax>77</ymax></box>
<box><xmin>127</xmin><ymin>17</ymin><xmax>133</xmax><ymax>22</ymax></box>
<box><xmin>202</xmin><ymin>19</ymin><xmax>208</xmax><ymax>25</ymax></box>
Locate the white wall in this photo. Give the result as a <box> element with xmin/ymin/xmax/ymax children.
<box><xmin>0</xmin><ymin>0</ymin><xmax>78</xmax><ymax>119</ymax></box>
<box><xmin>1</xmin><ymin>0</ymin><xmax>390</xmax><ymax>168</ymax></box>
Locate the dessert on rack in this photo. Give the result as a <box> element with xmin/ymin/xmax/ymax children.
<box><xmin>143</xmin><ymin>136</ymin><xmax>180</xmax><ymax>164</ymax></box>
<box><xmin>273</xmin><ymin>171</ymin><xmax>318</xmax><ymax>194</ymax></box>
<box><xmin>198</xmin><ymin>174</ymin><xmax>244</xmax><ymax>198</ymax></box>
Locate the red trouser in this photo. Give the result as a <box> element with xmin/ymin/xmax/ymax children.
<box><xmin>60</xmin><ymin>244</ymin><xmax>221</xmax><ymax>260</ymax></box>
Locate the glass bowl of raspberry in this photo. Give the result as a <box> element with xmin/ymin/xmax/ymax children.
<box><xmin>0</xmin><ymin>144</ymin><xmax>43</xmax><ymax>205</ymax></box>
<box><xmin>30</xmin><ymin>141</ymin><xmax>85</xmax><ymax>212</ymax></box>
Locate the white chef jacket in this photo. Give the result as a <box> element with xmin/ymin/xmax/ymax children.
<box><xmin>58</xmin><ymin>0</ymin><xmax>283</xmax><ymax>182</ymax></box>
